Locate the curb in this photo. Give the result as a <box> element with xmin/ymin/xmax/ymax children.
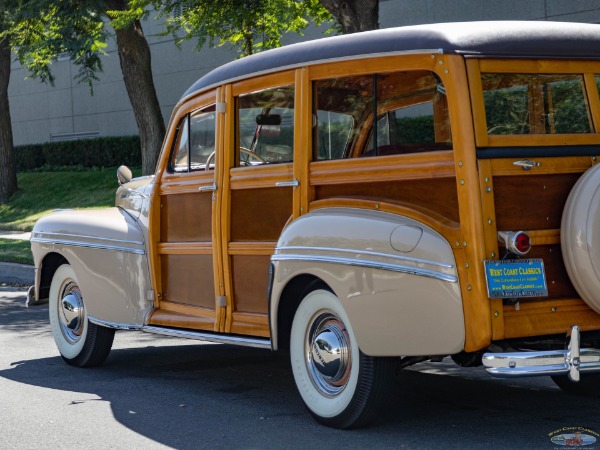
<box><xmin>0</xmin><ymin>262</ymin><xmax>34</xmax><ymax>285</ymax></box>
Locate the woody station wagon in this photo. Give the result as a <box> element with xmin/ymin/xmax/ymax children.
<box><xmin>27</xmin><ymin>21</ymin><xmax>600</xmax><ymax>428</ymax></box>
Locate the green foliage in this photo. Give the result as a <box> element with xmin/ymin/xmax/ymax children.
<box><xmin>483</xmin><ymin>74</ymin><xmax>592</xmax><ymax>135</ymax></box>
<box><xmin>550</xmin><ymin>80</ymin><xmax>591</xmax><ymax>133</ymax></box>
<box><xmin>0</xmin><ymin>167</ymin><xmax>127</xmax><ymax>232</ymax></box>
<box><xmin>396</xmin><ymin>116</ymin><xmax>435</xmax><ymax>144</ymax></box>
<box><xmin>0</xmin><ymin>238</ymin><xmax>32</xmax><ymax>265</ymax></box>
<box><xmin>14</xmin><ymin>136</ymin><xmax>142</xmax><ymax>172</ymax></box>
<box><xmin>151</xmin><ymin>0</ymin><xmax>334</xmax><ymax>57</ymax></box>
<box><xmin>5</xmin><ymin>0</ymin><xmax>109</xmax><ymax>89</ymax></box>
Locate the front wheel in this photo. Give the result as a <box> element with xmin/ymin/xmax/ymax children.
<box><xmin>289</xmin><ymin>289</ymin><xmax>395</xmax><ymax>428</ymax></box>
<box><xmin>49</xmin><ymin>264</ymin><xmax>115</xmax><ymax>367</ymax></box>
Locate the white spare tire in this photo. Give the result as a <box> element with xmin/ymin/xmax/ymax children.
<box><xmin>562</xmin><ymin>163</ymin><xmax>600</xmax><ymax>314</ymax></box>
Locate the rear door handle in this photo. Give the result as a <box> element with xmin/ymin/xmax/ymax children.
<box><xmin>199</xmin><ymin>183</ymin><xmax>217</xmax><ymax>192</ymax></box>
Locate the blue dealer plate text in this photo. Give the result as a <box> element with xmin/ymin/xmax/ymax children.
<box><xmin>484</xmin><ymin>259</ymin><xmax>548</xmax><ymax>298</ymax></box>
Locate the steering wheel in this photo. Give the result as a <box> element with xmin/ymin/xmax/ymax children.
<box><xmin>205</xmin><ymin>147</ymin><xmax>266</xmax><ymax>170</ymax></box>
<box><xmin>205</xmin><ymin>151</ymin><xmax>216</xmax><ymax>170</ymax></box>
<box><xmin>240</xmin><ymin>147</ymin><xmax>266</xmax><ymax>165</ymax></box>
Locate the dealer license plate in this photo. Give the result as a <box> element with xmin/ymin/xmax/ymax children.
<box><xmin>484</xmin><ymin>259</ymin><xmax>548</xmax><ymax>298</ymax></box>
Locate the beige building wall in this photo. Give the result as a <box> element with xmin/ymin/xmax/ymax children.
<box><xmin>8</xmin><ymin>1</ymin><xmax>600</xmax><ymax>146</ymax></box>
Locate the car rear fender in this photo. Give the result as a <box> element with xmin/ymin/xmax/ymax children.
<box><xmin>270</xmin><ymin>208</ymin><xmax>465</xmax><ymax>356</ymax></box>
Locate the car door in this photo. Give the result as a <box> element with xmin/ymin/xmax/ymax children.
<box><xmin>152</xmin><ymin>94</ymin><xmax>223</xmax><ymax>332</ymax></box>
<box><xmin>219</xmin><ymin>74</ymin><xmax>298</xmax><ymax>337</ymax></box>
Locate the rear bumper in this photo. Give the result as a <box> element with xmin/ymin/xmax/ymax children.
<box><xmin>482</xmin><ymin>326</ymin><xmax>600</xmax><ymax>382</ymax></box>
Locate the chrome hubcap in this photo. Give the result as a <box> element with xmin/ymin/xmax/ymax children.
<box><xmin>58</xmin><ymin>282</ymin><xmax>85</xmax><ymax>344</ymax></box>
<box><xmin>306</xmin><ymin>312</ymin><xmax>352</xmax><ymax>396</ymax></box>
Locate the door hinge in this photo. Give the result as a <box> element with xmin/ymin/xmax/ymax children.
<box><xmin>217</xmin><ymin>296</ymin><xmax>227</xmax><ymax>308</ymax></box>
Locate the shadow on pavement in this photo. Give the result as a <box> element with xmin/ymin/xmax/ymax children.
<box><xmin>1</xmin><ymin>287</ymin><xmax>599</xmax><ymax>448</ymax></box>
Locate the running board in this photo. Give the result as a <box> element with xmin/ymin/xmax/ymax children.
<box><xmin>142</xmin><ymin>326</ymin><xmax>272</xmax><ymax>350</ymax></box>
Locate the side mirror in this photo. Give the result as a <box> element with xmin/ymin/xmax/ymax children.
<box><xmin>117</xmin><ymin>165</ymin><xmax>133</xmax><ymax>186</ymax></box>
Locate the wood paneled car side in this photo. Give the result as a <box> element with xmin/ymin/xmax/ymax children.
<box><xmin>27</xmin><ymin>21</ymin><xmax>600</xmax><ymax>429</ymax></box>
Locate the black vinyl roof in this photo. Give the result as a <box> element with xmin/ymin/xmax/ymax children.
<box><xmin>182</xmin><ymin>21</ymin><xmax>600</xmax><ymax>100</ymax></box>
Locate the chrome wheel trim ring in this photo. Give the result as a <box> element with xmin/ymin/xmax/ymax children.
<box><xmin>305</xmin><ymin>312</ymin><xmax>352</xmax><ymax>397</ymax></box>
<box><xmin>58</xmin><ymin>281</ymin><xmax>85</xmax><ymax>344</ymax></box>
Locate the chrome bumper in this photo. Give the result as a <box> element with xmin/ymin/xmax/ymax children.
<box><xmin>25</xmin><ymin>285</ymin><xmax>48</xmax><ymax>307</ymax></box>
<box><xmin>483</xmin><ymin>326</ymin><xmax>600</xmax><ymax>382</ymax></box>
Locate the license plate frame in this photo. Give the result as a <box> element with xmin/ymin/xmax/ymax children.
<box><xmin>484</xmin><ymin>259</ymin><xmax>548</xmax><ymax>298</ymax></box>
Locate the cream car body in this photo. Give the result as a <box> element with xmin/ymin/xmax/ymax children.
<box><xmin>29</xmin><ymin>177</ymin><xmax>155</xmax><ymax>327</ymax></box>
<box><xmin>270</xmin><ymin>208</ymin><xmax>464</xmax><ymax>356</ymax></box>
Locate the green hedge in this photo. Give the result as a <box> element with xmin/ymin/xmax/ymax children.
<box><xmin>15</xmin><ymin>136</ymin><xmax>142</xmax><ymax>172</ymax></box>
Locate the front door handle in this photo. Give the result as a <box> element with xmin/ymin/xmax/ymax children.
<box><xmin>275</xmin><ymin>179</ymin><xmax>299</xmax><ymax>189</ymax></box>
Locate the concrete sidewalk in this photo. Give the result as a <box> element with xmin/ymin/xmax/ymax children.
<box><xmin>0</xmin><ymin>231</ymin><xmax>31</xmax><ymax>240</ymax></box>
<box><xmin>0</xmin><ymin>231</ymin><xmax>33</xmax><ymax>285</ymax></box>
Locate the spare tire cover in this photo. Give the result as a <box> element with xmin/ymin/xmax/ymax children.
<box><xmin>562</xmin><ymin>163</ymin><xmax>600</xmax><ymax>314</ymax></box>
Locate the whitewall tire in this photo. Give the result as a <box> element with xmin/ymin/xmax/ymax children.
<box><xmin>49</xmin><ymin>264</ymin><xmax>114</xmax><ymax>367</ymax></box>
<box><xmin>290</xmin><ymin>289</ymin><xmax>395</xmax><ymax>428</ymax></box>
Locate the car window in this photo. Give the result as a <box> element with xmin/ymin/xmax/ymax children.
<box><xmin>169</xmin><ymin>104</ymin><xmax>216</xmax><ymax>173</ymax></box>
<box><xmin>171</xmin><ymin>116</ymin><xmax>190</xmax><ymax>173</ymax></box>
<box><xmin>313</xmin><ymin>71</ymin><xmax>452</xmax><ymax>160</ymax></box>
<box><xmin>482</xmin><ymin>73</ymin><xmax>592</xmax><ymax>135</ymax></box>
<box><xmin>237</xmin><ymin>86</ymin><xmax>294</xmax><ymax>165</ymax></box>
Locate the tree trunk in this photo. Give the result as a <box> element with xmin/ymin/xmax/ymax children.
<box><xmin>0</xmin><ymin>36</ymin><xmax>17</xmax><ymax>204</ymax></box>
<box><xmin>319</xmin><ymin>0</ymin><xmax>379</xmax><ymax>33</ymax></box>
<box><xmin>107</xmin><ymin>0</ymin><xmax>165</xmax><ymax>175</ymax></box>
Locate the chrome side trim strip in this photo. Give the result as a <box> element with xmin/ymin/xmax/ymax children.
<box><xmin>483</xmin><ymin>326</ymin><xmax>600</xmax><ymax>379</ymax></box>
<box><xmin>89</xmin><ymin>316</ymin><xmax>143</xmax><ymax>331</ymax></box>
<box><xmin>275</xmin><ymin>245</ymin><xmax>454</xmax><ymax>269</ymax></box>
<box><xmin>142</xmin><ymin>326</ymin><xmax>273</xmax><ymax>350</ymax></box>
<box><xmin>32</xmin><ymin>231</ymin><xmax>143</xmax><ymax>246</ymax></box>
<box><xmin>271</xmin><ymin>254</ymin><xmax>458</xmax><ymax>283</ymax></box>
<box><xmin>31</xmin><ymin>237</ymin><xmax>145</xmax><ymax>255</ymax></box>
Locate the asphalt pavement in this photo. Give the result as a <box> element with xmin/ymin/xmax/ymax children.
<box><xmin>3</xmin><ymin>285</ymin><xmax>600</xmax><ymax>449</ymax></box>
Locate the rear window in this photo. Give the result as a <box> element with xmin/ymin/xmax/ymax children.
<box><xmin>481</xmin><ymin>73</ymin><xmax>592</xmax><ymax>135</ymax></box>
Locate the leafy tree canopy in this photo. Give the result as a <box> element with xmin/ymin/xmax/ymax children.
<box><xmin>2</xmin><ymin>0</ymin><xmax>111</xmax><ymax>89</ymax></box>
<box><xmin>137</xmin><ymin>0</ymin><xmax>334</xmax><ymax>57</ymax></box>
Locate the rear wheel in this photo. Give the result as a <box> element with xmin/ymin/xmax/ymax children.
<box><xmin>289</xmin><ymin>289</ymin><xmax>395</xmax><ymax>429</ymax></box>
<box><xmin>49</xmin><ymin>264</ymin><xmax>115</xmax><ymax>367</ymax></box>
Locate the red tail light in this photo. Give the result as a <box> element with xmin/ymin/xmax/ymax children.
<box><xmin>498</xmin><ymin>230</ymin><xmax>531</xmax><ymax>256</ymax></box>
